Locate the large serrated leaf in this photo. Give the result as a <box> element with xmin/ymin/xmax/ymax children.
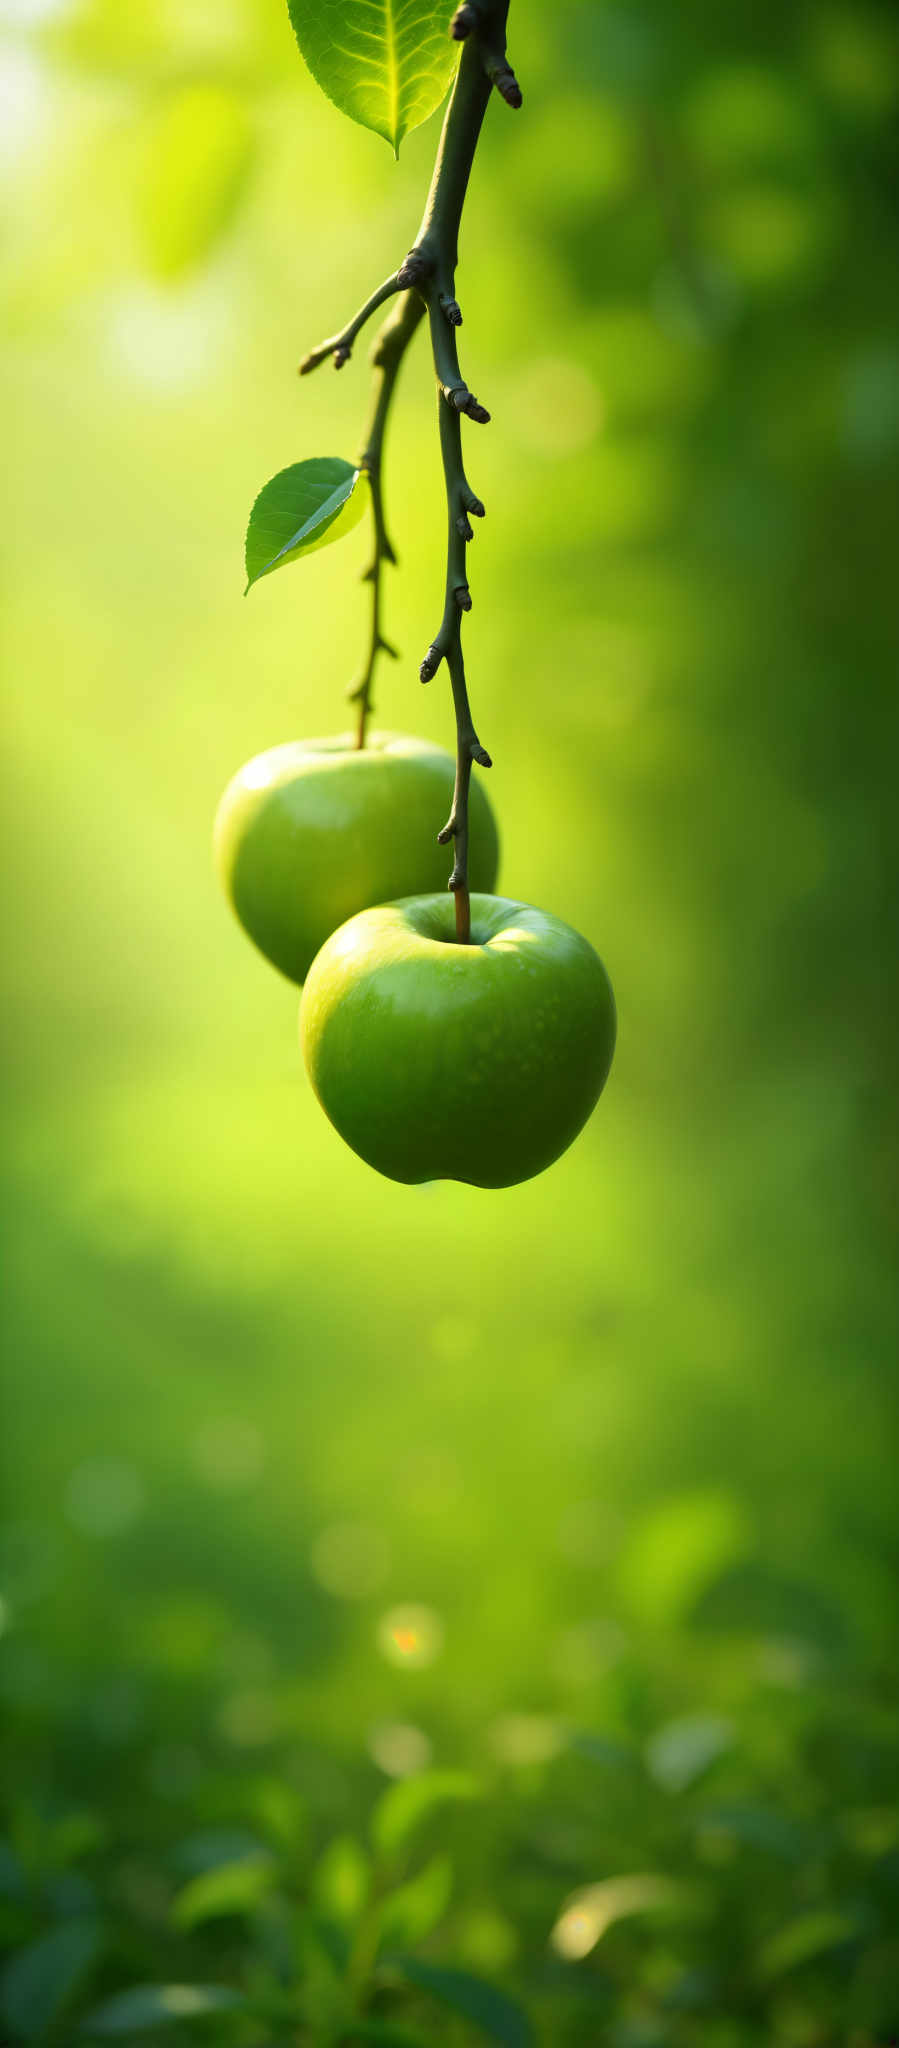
<box><xmin>245</xmin><ymin>458</ymin><xmax>367</xmax><ymax>591</ymax></box>
<box><xmin>286</xmin><ymin>0</ymin><xmax>458</xmax><ymax>154</ymax></box>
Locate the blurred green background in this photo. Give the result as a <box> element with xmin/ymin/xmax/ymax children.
<box><xmin>2</xmin><ymin>0</ymin><xmax>898</xmax><ymax>2041</ymax></box>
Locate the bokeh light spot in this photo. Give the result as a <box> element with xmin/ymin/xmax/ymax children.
<box><xmin>488</xmin><ymin>1714</ymin><xmax>565</xmax><ymax>1767</ymax></box>
<box><xmin>367</xmin><ymin>1720</ymin><xmax>433</xmax><ymax>1777</ymax></box>
<box><xmin>377</xmin><ymin>1604</ymin><xmax>444</xmax><ymax>1670</ymax></box>
<box><xmin>551</xmin><ymin>1874</ymin><xmax>682</xmax><ymax>1959</ymax></box>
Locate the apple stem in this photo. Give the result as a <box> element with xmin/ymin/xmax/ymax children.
<box><xmin>347</xmin><ymin>292</ymin><xmax>425</xmax><ymax>749</ymax></box>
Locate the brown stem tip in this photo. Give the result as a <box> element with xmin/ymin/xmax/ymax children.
<box><xmin>420</xmin><ymin>646</ymin><xmax>442</xmax><ymax>683</ymax></box>
<box><xmin>495</xmin><ymin>68</ymin><xmax>523</xmax><ymax>108</ymax></box>
<box><xmin>448</xmin><ymin>386</ymin><xmax>491</xmax><ymax>423</ymax></box>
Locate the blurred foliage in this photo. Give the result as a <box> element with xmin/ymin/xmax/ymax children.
<box><xmin>1</xmin><ymin>0</ymin><xmax>898</xmax><ymax>2041</ymax></box>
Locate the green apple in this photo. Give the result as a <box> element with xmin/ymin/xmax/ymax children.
<box><xmin>214</xmin><ymin>731</ymin><xmax>500</xmax><ymax>985</ymax></box>
<box><xmin>300</xmin><ymin>893</ymin><xmax>616</xmax><ymax>1188</ymax></box>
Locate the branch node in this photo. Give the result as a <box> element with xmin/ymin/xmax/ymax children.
<box><xmin>419</xmin><ymin>645</ymin><xmax>443</xmax><ymax>683</ymax></box>
<box><xmin>442</xmin><ymin>297</ymin><xmax>463</xmax><ymax>327</ymax></box>
<box><xmin>446</xmin><ymin>385</ymin><xmax>490</xmax><ymax>424</ymax></box>
<box><xmin>396</xmin><ymin>248</ymin><xmax>432</xmax><ymax>290</ymax></box>
<box><xmin>448</xmin><ymin>866</ymin><xmax>465</xmax><ymax>893</ymax></box>
<box><xmin>471</xmin><ymin>741</ymin><xmax>492</xmax><ymax>768</ymax></box>
<box><xmin>333</xmin><ymin>343</ymin><xmax>351</xmax><ymax>368</ymax></box>
<box><xmin>436</xmin><ymin>820</ymin><xmax>456</xmax><ymax>844</ymax></box>
<box><xmin>464</xmin><ymin>490</ymin><xmax>486</xmax><ymax>518</ymax></box>
<box><xmin>456</xmin><ymin>513</ymin><xmax>474</xmax><ymax>541</ymax></box>
<box><xmin>455</xmin><ymin>584</ymin><xmax>472</xmax><ymax>612</ymax></box>
<box><xmin>450</xmin><ymin>3</ymin><xmax>476</xmax><ymax>38</ymax></box>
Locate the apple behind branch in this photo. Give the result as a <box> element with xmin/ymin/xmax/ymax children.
<box><xmin>214</xmin><ymin>732</ymin><xmax>499</xmax><ymax>985</ymax></box>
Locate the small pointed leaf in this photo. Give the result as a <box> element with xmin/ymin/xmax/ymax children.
<box><xmin>376</xmin><ymin>1854</ymin><xmax>452</xmax><ymax>1946</ymax></box>
<box><xmin>758</xmin><ymin>1909</ymin><xmax>862</xmax><ymax>1981</ymax></box>
<box><xmin>312</xmin><ymin>1836</ymin><xmax>371</xmax><ymax>1926</ymax></box>
<box><xmin>171</xmin><ymin>1854</ymin><xmax>276</xmax><ymax>1931</ymax></box>
<box><xmin>286</xmin><ymin>1</ymin><xmax>458</xmax><ymax>154</ymax></box>
<box><xmin>245</xmin><ymin>458</ymin><xmax>366</xmax><ymax>591</ymax></box>
<box><xmin>372</xmin><ymin>1771</ymin><xmax>479</xmax><ymax>1861</ymax></box>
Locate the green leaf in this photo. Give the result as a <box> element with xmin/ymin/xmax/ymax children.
<box><xmin>286</xmin><ymin>0</ymin><xmax>458</xmax><ymax>154</ymax></box>
<box><xmin>1</xmin><ymin>1919</ymin><xmax>102</xmax><ymax>2041</ymax></box>
<box><xmin>372</xmin><ymin>1771</ymin><xmax>479</xmax><ymax>1862</ymax></box>
<box><xmin>312</xmin><ymin>1836</ymin><xmax>371</xmax><ymax>1926</ymax></box>
<box><xmin>390</xmin><ymin>1960</ymin><xmax>533</xmax><ymax>2048</ymax></box>
<box><xmin>170</xmin><ymin>1855</ymin><xmax>276</xmax><ymax>1931</ymax></box>
<box><xmin>617</xmin><ymin>1490</ymin><xmax>752</xmax><ymax>1627</ymax></box>
<box><xmin>82</xmin><ymin>1983</ymin><xmax>246</xmax><ymax>2034</ymax></box>
<box><xmin>376</xmin><ymin>1854</ymin><xmax>453</xmax><ymax>1947</ymax></box>
<box><xmin>645</xmin><ymin>1715</ymin><xmax>734</xmax><ymax>1793</ymax></box>
<box><xmin>243</xmin><ymin>1774</ymin><xmax>306</xmax><ymax>1851</ymax></box>
<box><xmin>136</xmin><ymin>83</ymin><xmax>255</xmax><ymax>281</ymax></box>
<box><xmin>245</xmin><ymin>459</ymin><xmax>367</xmax><ymax>591</ymax></box>
<box><xmin>757</xmin><ymin>1909</ymin><xmax>862</xmax><ymax>1981</ymax></box>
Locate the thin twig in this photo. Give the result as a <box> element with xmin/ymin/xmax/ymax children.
<box><xmin>348</xmin><ymin>292</ymin><xmax>425</xmax><ymax>748</ymax></box>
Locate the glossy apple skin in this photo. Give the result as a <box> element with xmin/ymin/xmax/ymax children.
<box><xmin>300</xmin><ymin>894</ymin><xmax>616</xmax><ymax>1188</ymax></box>
<box><xmin>214</xmin><ymin>732</ymin><xmax>500</xmax><ymax>986</ymax></box>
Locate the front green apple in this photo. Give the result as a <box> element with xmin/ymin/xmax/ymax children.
<box><xmin>214</xmin><ymin>731</ymin><xmax>499</xmax><ymax>985</ymax></box>
<box><xmin>300</xmin><ymin>894</ymin><xmax>616</xmax><ymax>1188</ymax></box>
